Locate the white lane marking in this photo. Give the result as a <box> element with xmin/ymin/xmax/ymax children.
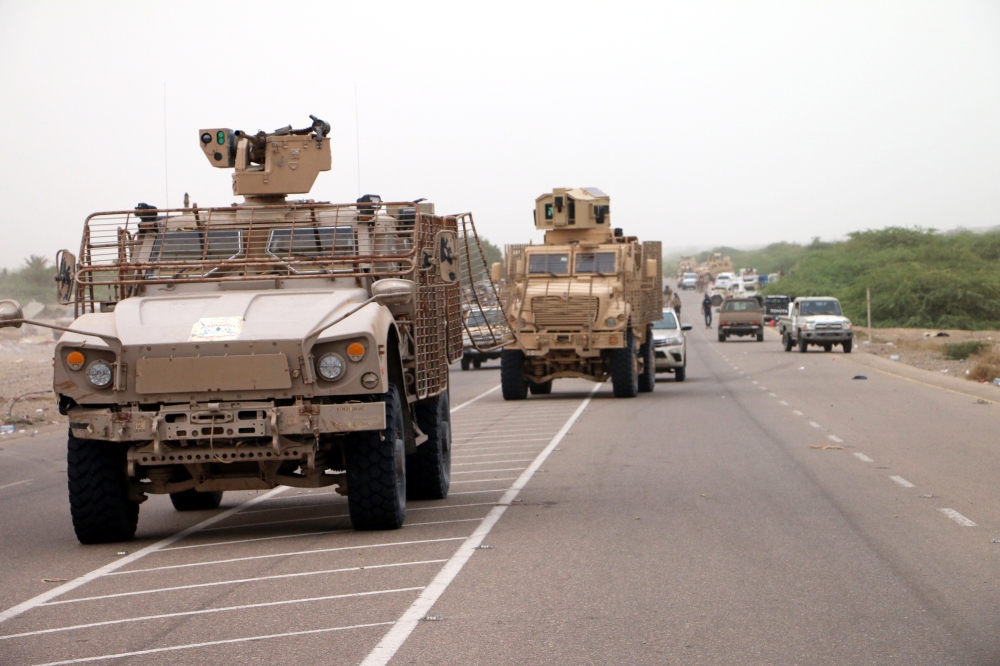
<box><xmin>359</xmin><ymin>383</ymin><xmax>598</xmax><ymax>666</ymax></box>
<box><xmin>759</xmin><ymin>386</ymin><xmax>767</xmax><ymax>391</ymax></box>
<box><xmin>29</xmin><ymin>621</ymin><xmax>395</xmax><ymax>665</ymax></box>
<box><xmin>452</xmin><ymin>452</ymin><xmax>541</xmax><ymax>460</ymax></box>
<box><xmin>42</xmin><ymin>561</ymin><xmax>444</xmax><ymax>606</ymax></box>
<box><xmin>450</xmin><ymin>385</ymin><xmax>501</xmax><ymax>413</ymax></box>
<box><xmin>752</xmin><ymin>380</ymin><xmax>759</xmax><ymax>385</ymax></box>
<box><xmin>452</xmin><ymin>458</ymin><xmax>534</xmax><ymax>466</ymax></box>
<box><xmin>779</xmin><ymin>400</ymin><xmax>789</xmax><ymax>406</ymax></box>
<box><xmin>452</xmin><ymin>467</ymin><xmax>526</xmax><ymax>475</ymax></box>
<box><xmin>446</xmin><ymin>489</ymin><xmax>507</xmax><ymax>496</ymax></box>
<box><xmin>206</xmin><ymin>502</ymin><xmax>498</xmax><ymax>531</ymax></box>
<box><xmin>809</xmin><ymin>421</ymin><xmax>821</xmax><ymax>429</ymax></box>
<box><xmin>769</xmin><ymin>393</ymin><xmax>777</xmax><ymax>397</ymax></box>
<box><xmin>890</xmin><ymin>476</ymin><xmax>916</xmax><ymax>488</ymax></box>
<box><xmin>0</xmin><ymin>487</ymin><xmax>287</xmax><ymax>625</ymax></box>
<box><xmin>248</xmin><ymin>489</ymin><xmax>343</xmax><ymax>504</ymax></box>
<box><xmin>453</xmin><ymin>436</ymin><xmax>553</xmax><ymax>444</ymax></box>
<box><xmin>450</xmin><ymin>477</ymin><xmax>519</xmax><ymax>485</ymax></box>
<box><xmin>162</xmin><ymin>518</ymin><xmax>481</xmax><ymax>552</ymax></box>
<box><xmin>828</xmin><ymin>435</ymin><xmax>843</xmax><ymax>443</ymax></box>
<box><xmin>793</xmin><ymin>410</ymin><xmax>804</xmax><ymax>416</ymax></box>
<box><xmin>0</xmin><ymin>479</ymin><xmax>31</xmax><ymax>491</ymax></box>
<box><xmin>452</xmin><ymin>444</ymin><xmax>548</xmax><ymax>452</ymax></box>
<box><xmin>939</xmin><ymin>508</ymin><xmax>977</xmax><ymax>527</ymax></box>
<box><xmin>108</xmin><ymin>537</ymin><xmax>466</xmax><ymax>576</ymax></box>
<box><xmin>854</xmin><ymin>453</ymin><xmax>874</xmax><ymax>463</ymax></box>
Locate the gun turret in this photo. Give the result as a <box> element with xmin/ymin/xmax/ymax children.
<box><xmin>198</xmin><ymin>116</ymin><xmax>331</xmax><ymax>199</ymax></box>
<box><xmin>534</xmin><ymin>187</ymin><xmax>613</xmax><ymax>244</ymax></box>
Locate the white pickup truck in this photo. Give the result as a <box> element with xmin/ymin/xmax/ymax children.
<box><xmin>779</xmin><ymin>297</ymin><xmax>854</xmax><ymax>353</ymax></box>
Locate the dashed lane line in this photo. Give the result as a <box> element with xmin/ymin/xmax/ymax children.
<box><xmin>450</xmin><ymin>477</ymin><xmax>520</xmax><ymax>485</ymax></box>
<box><xmin>769</xmin><ymin>393</ymin><xmax>777</xmax><ymax>397</ymax></box>
<box><xmin>828</xmin><ymin>435</ymin><xmax>843</xmax><ymax>443</ymax></box>
<box><xmin>939</xmin><ymin>509</ymin><xmax>977</xmax><ymax>527</ymax></box>
<box><xmin>809</xmin><ymin>421</ymin><xmax>822</xmax><ymax>429</ymax></box>
<box><xmin>0</xmin><ymin>479</ymin><xmax>31</xmax><ymax>491</ymax></box>
<box><xmin>29</xmin><ymin>621</ymin><xmax>396</xmax><ymax>666</ymax></box>
<box><xmin>359</xmin><ymin>383</ymin><xmax>600</xmax><ymax>666</ymax></box>
<box><xmin>450</xmin><ymin>385</ymin><xmax>501</xmax><ymax>413</ymax></box>
<box><xmin>0</xmin><ymin>487</ymin><xmax>287</xmax><ymax>625</ymax></box>
<box><xmin>779</xmin><ymin>401</ymin><xmax>789</xmax><ymax>406</ymax></box>
<box><xmin>452</xmin><ymin>468</ymin><xmax>526</xmax><ymax>475</ymax></box>
<box><xmin>451</xmin><ymin>458</ymin><xmax>535</xmax><ymax>465</ymax></box>
<box><xmin>793</xmin><ymin>410</ymin><xmax>804</xmax><ymax>416</ymax></box>
<box><xmin>890</xmin><ymin>476</ymin><xmax>916</xmax><ymax>488</ymax></box>
<box><xmin>854</xmin><ymin>453</ymin><xmax>874</xmax><ymax>463</ymax></box>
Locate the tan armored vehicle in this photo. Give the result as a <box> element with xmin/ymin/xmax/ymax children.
<box><xmin>0</xmin><ymin>116</ymin><xmax>507</xmax><ymax>543</ymax></box>
<box><xmin>500</xmin><ymin>188</ymin><xmax>662</xmax><ymax>399</ymax></box>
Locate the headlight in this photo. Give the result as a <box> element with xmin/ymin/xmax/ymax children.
<box><xmin>665</xmin><ymin>337</ymin><xmax>684</xmax><ymax>346</ymax></box>
<box><xmin>316</xmin><ymin>353</ymin><xmax>345</xmax><ymax>381</ymax></box>
<box><xmin>844</xmin><ymin>322</ymin><xmax>852</xmax><ymax>329</ymax></box>
<box><xmin>803</xmin><ymin>322</ymin><xmax>814</xmax><ymax>330</ymax></box>
<box><xmin>86</xmin><ymin>360</ymin><xmax>113</xmax><ymax>388</ymax></box>
<box><xmin>605</xmin><ymin>317</ymin><xmax>617</xmax><ymax>327</ymax></box>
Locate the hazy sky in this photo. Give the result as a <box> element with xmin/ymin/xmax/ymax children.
<box><xmin>1</xmin><ymin>1</ymin><xmax>999</xmax><ymax>268</ymax></box>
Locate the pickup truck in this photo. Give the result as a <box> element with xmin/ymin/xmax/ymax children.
<box><xmin>762</xmin><ymin>295</ymin><xmax>790</xmax><ymax>324</ymax></box>
<box><xmin>779</xmin><ymin>297</ymin><xmax>853</xmax><ymax>353</ymax></box>
<box><xmin>717</xmin><ymin>297</ymin><xmax>764</xmax><ymax>342</ymax></box>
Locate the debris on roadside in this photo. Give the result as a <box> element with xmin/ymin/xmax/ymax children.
<box><xmin>852</xmin><ymin>375</ymin><xmax>867</xmax><ymax>380</ymax></box>
<box><xmin>890</xmin><ymin>355</ymin><xmax>900</xmax><ymax>361</ymax></box>
<box><xmin>42</xmin><ymin>578</ymin><xmax>67</xmax><ymax>583</ymax></box>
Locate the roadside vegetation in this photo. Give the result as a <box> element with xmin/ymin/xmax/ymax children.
<box><xmin>0</xmin><ymin>255</ymin><xmax>56</xmax><ymax>305</ymax></box>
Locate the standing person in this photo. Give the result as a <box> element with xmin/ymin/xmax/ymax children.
<box><xmin>702</xmin><ymin>293</ymin><xmax>713</xmax><ymax>328</ymax></box>
<box><xmin>671</xmin><ymin>291</ymin><xmax>682</xmax><ymax>317</ymax></box>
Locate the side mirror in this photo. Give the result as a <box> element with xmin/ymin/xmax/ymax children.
<box><xmin>55</xmin><ymin>249</ymin><xmax>77</xmax><ymax>305</ymax></box>
<box><xmin>0</xmin><ymin>299</ymin><xmax>23</xmax><ymax>329</ymax></box>
<box><xmin>645</xmin><ymin>258</ymin><xmax>657</xmax><ymax>279</ymax></box>
<box><xmin>371</xmin><ymin>279</ymin><xmax>415</xmax><ymax>306</ymax></box>
<box><xmin>681</xmin><ymin>324</ymin><xmax>692</xmax><ymax>331</ymax></box>
<box><xmin>434</xmin><ymin>230</ymin><xmax>458</xmax><ymax>284</ymax></box>
<box><xmin>491</xmin><ymin>262</ymin><xmax>502</xmax><ymax>284</ymax></box>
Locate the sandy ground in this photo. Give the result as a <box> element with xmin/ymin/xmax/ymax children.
<box><xmin>0</xmin><ymin>327</ymin><xmax>65</xmax><ymax>443</ymax></box>
<box><xmin>850</xmin><ymin>326</ymin><xmax>1000</xmax><ymax>383</ymax></box>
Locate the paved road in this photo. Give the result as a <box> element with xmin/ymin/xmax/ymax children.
<box><xmin>2</xmin><ymin>290</ymin><xmax>999</xmax><ymax>664</ymax></box>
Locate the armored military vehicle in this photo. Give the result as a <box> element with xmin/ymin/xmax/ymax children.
<box><xmin>500</xmin><ymin>188</ymin><xmax>662</xmax><ymax>399</ymax></box>
<box><xmin>0</xmin><ymin>116</ymin><xmax>508</xmax><ymax>543</ymax></box>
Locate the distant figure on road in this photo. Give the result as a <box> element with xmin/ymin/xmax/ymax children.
<box><xmin>702</xmin><ymin>294</ymin><xmax>713</xmax><ymax>327</ymax></box>
<box><xmin>671</xmin><ymin>292</ymin><xmax>682</xmax><ymax>317</ymax></box>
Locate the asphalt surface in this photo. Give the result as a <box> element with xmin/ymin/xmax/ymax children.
<box><xmin>2</xmin><ymin>289</ymin><xmax>999</xmax><ymax>665</ymax></box>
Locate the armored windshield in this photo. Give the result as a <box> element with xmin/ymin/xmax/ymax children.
<box><xmin>466</xmin><ymin>309</ymin><xmax>506</xmax><ymax>326</ymax></box>
<box><xmin>575</xmin><ymin>252</ymin><xmax>616</xmax><ymax>274</ymax></box>
<box><xmin>528</xmin><ymin>253</ymin><xmax>569</xmax><ymax>275</ymax></box>
<box><xmin>267</xmin><ymin>226</ymin><xmax>355</xmax><ymax>257</ymax></box>
<box><xmin>800</xmin><ymin>300</ymin><xmax>842</xmax><ymax>316</ymax></box>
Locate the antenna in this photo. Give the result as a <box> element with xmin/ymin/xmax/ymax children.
<box><xmin>162</xmin><ymin>83</ymin><xmax>170</xmax><ymax>208</ymax></box>
<box><xmin>354</xmin><ymin>82</ymin><xmax>361</xmax><ymax>198</ymax></box>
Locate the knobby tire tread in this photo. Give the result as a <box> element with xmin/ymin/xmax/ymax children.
<box><xmin>67</xmin><ymin>432</ymin><xmax>139</xmax><ymax>544</ymax></box>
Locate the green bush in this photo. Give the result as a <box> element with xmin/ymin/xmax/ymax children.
<box><xmin>0</xmin><ymin>255</ymin><xmax>56</xmax><ymax>305</ymax></box>
<box><xmin>942</xmin><ymin>341</ymin><xmax>992</xmax><ymax>360</ymax></box>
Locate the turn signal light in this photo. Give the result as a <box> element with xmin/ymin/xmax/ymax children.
<box><xmin>347</xmin><ymin>342</ymin><xmax>366</xmax><ymax>362</ymax></box>
<box><xmin>66</xmin><ymin>351</ymin><xmax>85</xmax><ymax>371</ymax></box>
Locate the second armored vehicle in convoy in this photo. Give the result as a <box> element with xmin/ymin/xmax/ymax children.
<box><xmin>0</xmin><ymin>116</ymin><xmax>507</xmax><ymax>543</ymax></box>
<box><xmin>500</xmin><ymin>188</ymin><xmax>663</xmax><ymax>399</ymax></box>
<box><xmin>779</xmin><ymin>297</ymin><xmax>854</xmax><ymax>353</ymax></box>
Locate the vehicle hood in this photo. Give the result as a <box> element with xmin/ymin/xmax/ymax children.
<box><xmin>68</xmin><ymin>288</ymin><xmax>373</xmax><ymax>347</ymax></box>
<box><xmin>801</xmin><ymin>314</ymin><xmax>850</xmax><ymax>324</ymax></box>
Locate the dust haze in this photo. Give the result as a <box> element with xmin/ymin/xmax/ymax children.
<box><xmin>1</xmin><ymin>0</ymin><xmax>998</xmax><ymax>267</ymax></box>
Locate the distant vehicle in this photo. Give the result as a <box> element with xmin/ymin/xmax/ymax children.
<box><xmin>762</xmin><ymin>295</ymin><xmax>791</xmax><ymax>323</ymax></box>
<box><xmin>715</xmin><ymin>272</ymin><xmax>734</xmax><ymax>290</ymax></box>
<box><xmin>758</xmin><ymin>274</ymin><xmax>769</xmax><ymax>287</ymax></box>
<box><xmin>779</xmin><ymin>297</ymin><xmax>854</xmax><ymax>353</ymax></box>
<box><xmin>680</xmin><ymin>272</ymin><xmax>698</xmax><ymax>290</ymax></box>
<box><xmin>767</xmin><ymin>272</ymin><xmax>780</xmax><ymax>284</ymax></box>
<box><xmin>652</xmin><ymin>309</ymin><xmax>692</xmax><ymax>380</ymax></box>
<box><xmin>462</xmin><ymin>308</ymin><xmax>506</xmax><ymax>370</ymax></box>
<box><xmin>718</xmin><ymin>297</ymin><xmax>764</xmax><ymax>342</ymax></box>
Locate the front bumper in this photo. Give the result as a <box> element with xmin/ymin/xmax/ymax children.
<box><xmin>518</xmin><ymin>331</ymin><xmax>624</xmax><ymax>358</ymax></box>
<box><xmin>655</xmin><ymin>344</ymin><xmax>684</xmax><ymax>371</ymax></box>
<box><xmin>802</xmin><ymin>330</ymin><xmax>853</xmax><ymax>342</ymax></box>
<box><xmin>68</xmin><ymin>400</ymin><xmax>386</xmax><ymax>444</ymax></box>
<box><xmin>720</xmin><ymin>325</ymin><xmax>762</xmax><ymax>336</ymax></box>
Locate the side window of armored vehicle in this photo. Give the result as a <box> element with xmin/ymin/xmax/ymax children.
<box><xmin>267</xmin><ymin>226</ymin><xmax>355</xmax><ymax>257</ymax></box>
<box><xmin>153</xmin><ymin>229</ymin><xmax>244</xmax><ymax>263</ymax></box>
<box><xmin>575</xmin><ymin>252</ymin><xmax>616</xmax><ymax>274</ymax></box>
<box><xmin>800</xmin><ymin>300</ymin><xmax>842</xmax><ymax>316</ymax></box>
<box><xmin>528</xmin><ymin>253</ymin><xmax>569</xmax><ymax>275</ymax></box>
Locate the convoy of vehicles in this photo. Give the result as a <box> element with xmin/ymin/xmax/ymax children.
<box><xmin>717</xmin><ymin>297</ymin><xmax>765</xmax><ymax>342</ymax></box>
<box><xmin>0</xmin><ymin>116</ymin><xmax>509</xmax><ymax>543</ymax></box>
<box><xmin>500</xmin><ymin>187</ymin><xmax>663</xmax><ymax>399</ymax></box>
<box><xmin>779</xmin><ymin>297</ymin><xmax>854</xmax><ymax>353</ymax></box>
<box><xmin>652</xmin><ymin>309</ymin><xmax>691</xmax><ymax>380</ymax></box>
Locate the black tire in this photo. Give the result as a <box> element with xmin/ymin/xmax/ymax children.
<box><xmin>460</xmin><ymin>356</ymin><xmax>470</xmax><ymax>371</ymax></box>
<box><xmin>67</xmin><ymin>433</ymin><xmax>139</xmax><ymax>544</ymax></box>
<box><xmin>675</xmin><ymin>365</ymin><xmax>686</xmax><ymax>382</ymax></box>
<box><xmin>610</xmin><ymin>329</ymin><xmax>639</xmax><ymax>398</ymax></box>
<box><xmin>473</xmin><ymin>358</ymin><xmax>482</xmax><ymax>369</ymax></box>
<box><xmin>783</xmin><ymin>331</ymin><xmax>793</xmax><ymax>352</ymax></box>
<box><xmin>501</xmin><ymin>349</ymin><xmax>528</xmax><ymax>400</ymax></box>
<box><xmin>170</xmin><ymin>489</ymin><xmax>223</xmax><ymax>511</ymax></box>
<box><xmin>718</xmin><ymin>331</ymin><xmax>726</xmax><ymax>342</ymax></box>
<box><xmin>528</xmin><ymin>380</ymin><xmax>552</xmax><ymax>395</ymax></box>
<box><xmin>407</xmin><ymin>390</ymin><xmax>451</xmax><ymax>500</ymax></box>
<box><xmin>638</xmin><ymin>325</ymin><xmax>655</xmax><ymax>393</ymax></box>
<box><xmin>346</xmin><ymin>384</ymin><xmax>406</xmax><ymax>530</ymax></box>
<box><xmin>798</xmin><ymin>334</ymin><xmax>808</xmax><ymax>353</ymax></box>
<box><xmin>843</xmin><ymin>340</ymin><xmax>853</xmax><ymax>354</ymax></box>
<box><xmin>756</xmin><ymin>329</ymin><xmax>764</xmax><ymax>342</ymax></box>
<box><xmin>823</xmin><ymin>343</ymin><xmax>832</xmax><ymax>352</ymax></box>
